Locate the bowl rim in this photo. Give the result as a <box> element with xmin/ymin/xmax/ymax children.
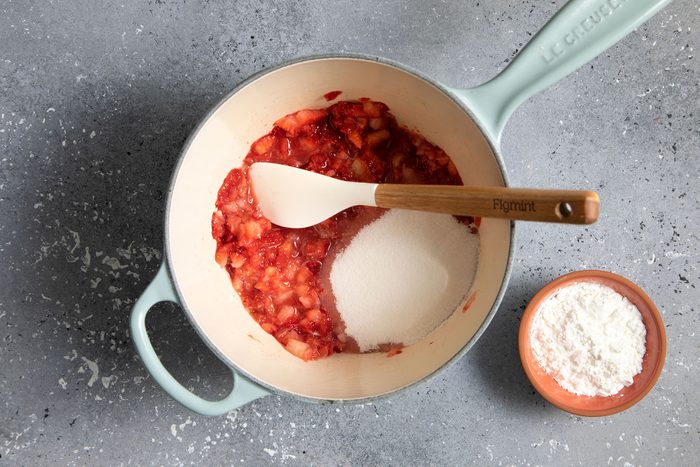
<box><xmin>518</xmin><ymin>269</ymin><xmax>667</xmax><ymax>416</ymax></box>
<box><xmin>161</xmin><ymin>53</ymin><xmax>517</xmax><ymax>402</ymax></box>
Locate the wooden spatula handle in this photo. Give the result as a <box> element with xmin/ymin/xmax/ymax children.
<box><xmin>374</xmin><ymin>185</ymin><xmax>599</xmax><ymax>224</ymax></box>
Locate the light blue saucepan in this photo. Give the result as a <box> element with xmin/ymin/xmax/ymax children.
<box><xmin>131</xmin><ymin>0</ymin><xmax>672</xmax><ymax>415</ymax></box>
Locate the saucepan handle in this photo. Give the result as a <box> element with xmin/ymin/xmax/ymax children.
<box><xmin>130</xmin><ymin>263</ymin><xmax>270</xmax><ymax>415</ymax></box>
<box><xmin>453</xmin><ymin>0</ymin><xmax>672</xmax><ymax>145</ymax></box>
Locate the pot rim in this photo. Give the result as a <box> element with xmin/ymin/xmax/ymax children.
<box><xmin>162</xmin><ymin>53</ymin><xmax>516</xmax><ymax>403</ymax></box>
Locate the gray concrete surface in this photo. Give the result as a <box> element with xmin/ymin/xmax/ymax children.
<box><xmin>1</xmin><ymin>0</ymin><xmax>698</xmax><ymax>465</ymax></box>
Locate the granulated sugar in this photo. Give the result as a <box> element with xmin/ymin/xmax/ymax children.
<box><xmin>530</xmin><ymin>282</ymin><xmax>646</xmax><ymax>397</ymax></box>
<box><xmin>330</xmin><ymin>210</ymin><xmax>479</xmax><ymax>352</ymax></box>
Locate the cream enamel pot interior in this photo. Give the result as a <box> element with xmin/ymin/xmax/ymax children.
<box><xmin>130</xmin><ymin>0</ymin><xmax>671</xmax><ymax>415</ymax></box>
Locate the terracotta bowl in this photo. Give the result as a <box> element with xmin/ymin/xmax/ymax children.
<box><xmin>519</xmin><ymin>270</ymin><xmax>666</xmax><ymax>416</ymax></box>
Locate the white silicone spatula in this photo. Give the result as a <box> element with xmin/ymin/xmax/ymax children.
<box><xmin>249</xmin><ymin>162</ymin><xmax>599</xmax><ymax>228</ymax></box>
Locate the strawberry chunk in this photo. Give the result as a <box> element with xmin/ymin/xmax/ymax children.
<box><xmin>362</xmin><ymin>100</ymin><xmax>388</xmax><ymax>117</ymax></box>
<box><xmin>275</xmin><ymin>109</ymin><xmax>328</xmax><ymax>137</ymax></box>
<box><xmin>295</xmin><ymin>266</ymin><xmax>314</xmax><ymax>285</ymax></box>
<box><xmin>369</xmin><ymin>117</ymin><xmax>386</xmax><ymax>130</ymax></box>
<box><xmin>211</xmin><ymin>210</ymin><xmax>226</xmax><ymax>241</ymax></box>
<box><xmin>366</xmin><ymin>129</ymin><xmax>390</xmax><ymax>148</ymax></box>
<box><xmin>238</xmin><ymin>220</ymin><xmax>266</xmax><ymax>245</ymax></box>
<box><xmin>347</xmin><ymin>132</ymin><xmax>363</xmax><ymax>149</ymax></box>
<box><xmin>285</xmin><ymin>338</ymin><xmax>312</xmax><ymax>360</ymax></box>
<box><xmin>276</xmin><ymin>305</ymin><xmax>300</xmax><ymax>325</ymax></box>
<box><xmin>215</xmin><ymin>244</ymin><xmax>231</xmax><ymax>267</ymax></box>
<box><xmin>351</xmin><ymin>158</ymin><xmax>372</xmax><ymax>182</ymax></box>
<box><xmin>302</xmin><ymin>239</ymin><xmax>330</xmax><ymax>261</ymax></box>
<box><xmin>229</xmin><ymin>252</ymin><xmax>247</xmax><ymax>268</ymax></box>
<box><xmin>298</xmin><ymin>288</ymin><xmax>320</xmax><ymax>309</ymax></box>
<box><xmin>252</xmin><ymin>134</ymin><xmax>275</xmax><ymax>155</ymax></box>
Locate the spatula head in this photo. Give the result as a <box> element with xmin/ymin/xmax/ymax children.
<box><xmin>249</xmin><ymin>163</ymin><xmax>378</xmax><ymax>228</ymax></box>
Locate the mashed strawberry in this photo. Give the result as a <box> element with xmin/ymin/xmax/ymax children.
<box><xmin>212</xmin><ymin>98</ymin><xmax>477</xmax><ymax>360</ymax></box>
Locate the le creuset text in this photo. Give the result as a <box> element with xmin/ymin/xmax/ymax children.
<box><xmin>541</xmin><ymin>0</ymin><xmax>630</xmax><ymax>65</ymax></box>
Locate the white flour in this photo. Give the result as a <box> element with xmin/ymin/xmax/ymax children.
<box><xmin>530</xmin><ymin>282</ymin><xmax>646</xmax><ymax>397</ymax></box>
<box><xmin>330</xmin><ymin>209</ymin><xmax>479</xmax><ymax>352</ymax></box>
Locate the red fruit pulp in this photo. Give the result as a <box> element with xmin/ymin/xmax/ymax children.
<box><xmin>212</xmin><ymin>98</ymin><xmax>478</xmax><ymax>361</ymax></box>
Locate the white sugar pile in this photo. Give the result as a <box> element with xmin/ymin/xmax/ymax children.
<box><xmin>530</xmin><ymin>282</ymin><xmax>646</xmax><ymax>396</ymax></box>
<box><xmin>330</xmin><ymin>209</ymin><xmax>479</xmax><ymax>352</ymax></box>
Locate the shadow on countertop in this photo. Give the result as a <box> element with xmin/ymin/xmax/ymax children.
<box><xmin>468</xmin><ymin>274</ymin><xmax>560</xmax><ymax>415</ymax></box>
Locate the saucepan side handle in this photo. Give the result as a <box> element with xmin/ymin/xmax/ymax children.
<box><xmin>452</xmin><ymin>0</ymin><xmax>672</xmax><ymax>146</ymax></box>
<box><xmin>130</xmin><ymin>262</ymin><xmax>271</xmax><ymax>416</ymax></box>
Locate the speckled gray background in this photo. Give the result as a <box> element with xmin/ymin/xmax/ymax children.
<box><xmin>1</xmin><ymin>0</ymin><xmax>698</xmax><ymax>465</ymax></box>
